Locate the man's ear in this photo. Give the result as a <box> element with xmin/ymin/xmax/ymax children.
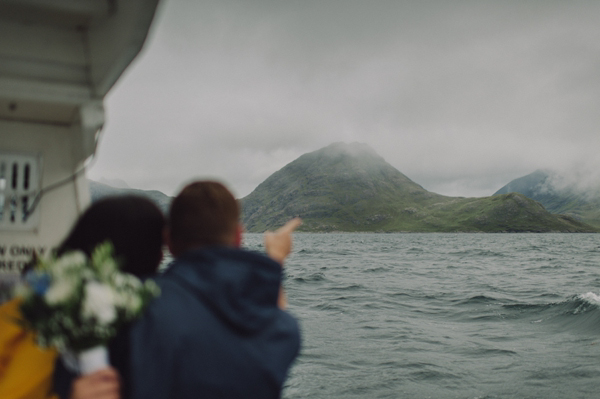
<box><xmin>233</xmin><ymin>224</ymin><xmax>243</xmax><ymax>248</ymax></box>
<box><xmin>164</xmin><ymin>226</ymin><xmax>178</xmax><ymax>257</ymax></box>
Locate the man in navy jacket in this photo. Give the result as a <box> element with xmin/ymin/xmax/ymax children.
<box><xmin>128</xmin><ymin>181</ymin><xmax>301</xmax><ymax>399</ymax></box>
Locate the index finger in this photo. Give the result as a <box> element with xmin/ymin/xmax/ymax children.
<box><xmin>275</xmin><ymin>217</ymin><xmax>302</xmax><ymax>234</ymax></box>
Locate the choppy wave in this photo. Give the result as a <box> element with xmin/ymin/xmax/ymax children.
<box><xmin>578</xmin><ymin>291</ymin><xmax>600</xmax><ymax>305</ymax></box>
<box><xmin>497</xmin><ymin>293</ymin><xmax>600</xmax><ymax>333</ymax></box>
<box><xmin>243</xmin><ymin>233</ymin><xmax>600</xmax><ymax>399</ymax></box>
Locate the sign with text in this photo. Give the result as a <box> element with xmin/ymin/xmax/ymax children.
<box><xmin>0</xmin><ymin>243</ymin><xmax>50</xmax><ymax>273</ymax></box>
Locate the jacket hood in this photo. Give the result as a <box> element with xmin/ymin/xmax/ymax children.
<box><xmin>164</xmin><ymin>247</ymin><xmax>282</xmax><ymax>334</ymax></box>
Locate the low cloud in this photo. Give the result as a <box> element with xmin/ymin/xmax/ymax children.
<box><xmin>89</xmin><ymin>0</ymin><xmax>600</xmax><ymax>199</ymax></box>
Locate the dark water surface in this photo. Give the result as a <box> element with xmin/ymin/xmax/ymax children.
<box><xmin>244</xmin><ymin>233</ymin><xmax>600</xmax><ymax>399</ymax></box>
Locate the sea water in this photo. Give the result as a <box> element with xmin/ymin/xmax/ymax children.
<box><xmin>243</xmin><ymin>233</ymin><xmax>600</xmax><ymax>399</ymax></box>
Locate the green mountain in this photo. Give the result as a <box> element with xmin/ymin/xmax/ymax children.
<box><xmin>494</xmin><ymin>170</ymin><xmax>600</xmax><ymax>228</ymax></box>
<box><xmin>89</xmin><ymin>180</ymin><xmax>172</xmax><ymax>214</ymax></box>
<box><xmin>241</xmin><ymin>143</ymin><xmax>597</xmax><ymax>233</ymax></box>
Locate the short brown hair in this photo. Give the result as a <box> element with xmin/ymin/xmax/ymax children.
<box><xmin>168</xmin><ymin>181</ymin><xmax>239</xmax><ymax>253</ymax></box>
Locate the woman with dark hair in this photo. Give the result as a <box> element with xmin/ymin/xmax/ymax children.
<box><xmin>0</xmin><ymin>196</ymin><xmax>165</xmax><ymax>399</ymax></box>
<box><xmin>56</xmin><ymin>196</ymin><xmax>165</xmax><ymax>279</ymax></box>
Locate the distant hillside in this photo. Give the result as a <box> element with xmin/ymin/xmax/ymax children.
<box><xmin>494</xmin><ymin>170</ymin><xmax>600</xmax><ymax>228</ymax></box>
<box><xmin>241</xmin><ymin>143</ymin><xmax>597</xmax><ymax>233</ymax></box>
<box><xmin>89</xmin><ymin>180</ymin><xmax>172</xmax><ymax>214</ymax></box>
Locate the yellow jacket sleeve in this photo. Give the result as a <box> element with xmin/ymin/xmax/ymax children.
<box><xmin>0</xmin><ymin>299</ymin><xmax>59</xmax><ymax>399</ymax></box>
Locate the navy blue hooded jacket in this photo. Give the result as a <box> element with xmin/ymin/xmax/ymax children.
<box><xmin>128</xmin><ymin>247</ymin><xmax>301</xmax><ymax>399</ymax></box>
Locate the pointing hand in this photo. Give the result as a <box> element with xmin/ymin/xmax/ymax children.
<box><xmin>264</xmin><ymin>218</ymin><xmax>302</xmax><ymax>264</ymax></box>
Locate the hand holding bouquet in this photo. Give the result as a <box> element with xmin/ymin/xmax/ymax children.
<box><xmin>14</xmin><ymin>241</ymin><xmax>160</xmax><ymax>374</ymax></box>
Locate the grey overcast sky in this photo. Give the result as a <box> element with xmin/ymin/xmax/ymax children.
<box><xmin>87</xmin><ymin>0</ymin><xmax>600</xmax><ymax>199</ymax></box>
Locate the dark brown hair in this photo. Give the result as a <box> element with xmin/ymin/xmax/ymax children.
<box><xmin>56</xmin><ymin>196</ymin><xmax>165</xmax><ymax>278</ymax></box>
<box><xmin>168</xmin><ymin>181</ymin><xmax>239</xmax><ymax>253</ymax></box>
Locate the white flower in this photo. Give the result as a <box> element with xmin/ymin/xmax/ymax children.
<box><xmin>52</xmin><ymin>251</ymin><xmax>87</xmax><ymax>274</ymax></box>
<box><xmin>114</xmin><ymin>290</ymin><xmax>143</xmax><ymax>315</ymax></box>
<box><xmin>49</xmin><ymin>335</ymin><xmax>67</xmax><ymax>352</ymax></box>
<box><xmin>45</xmin><ymin>278</ymin><xmax>78</xmax><ymax>305</ymax></box>
<box><xmin>81</xmin><ymin>281</ymin><xmax>117</xmax><ymax>325</ymax></box>
<box><xmin>144</xmin><ymin>280</ymin><xmax>161</xmax><ymax>297</ymax></box>
<box><xmin>113</xmin><ymin>273</ymin><xmax>141</xmax><ymax>290</ymax></box>
<box><xmin>19</xmin><ymin>241</ymin><xmax>159</xmax><ymax>353</ymax></box>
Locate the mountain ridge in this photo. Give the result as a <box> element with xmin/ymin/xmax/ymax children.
<box><xmin>494</xmin><ymin>169</ymin><xmax>600</xmax><ymax>228</ymax></box>
<box><xmin>242</xmin><ymin>143</ymin><xmax>597</xmax><ymax>233</ymax></box>
<box><xmin>87</xmin><ymin>144</ymin><xmax>599</xmax><ymax>233</ymax></box>
<box><xmin>89</xmin><ymin>180</ymin><xmax>172</xmax><ymax>214</ymax></box>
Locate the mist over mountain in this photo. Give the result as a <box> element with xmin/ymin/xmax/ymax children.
<box><xmin>87</xmin><ymin>145</ymin><xmax>599</xmax><ymax>233</ymax></box>
<box><xmin>242</xmin><ymin>143</ymin><xmax>596</xmax><ymax>233</ymax></box>
<box><xmin>494</xmin><ymin>170</ymin><xmax>600</xmax><ymax>228</ymax></box>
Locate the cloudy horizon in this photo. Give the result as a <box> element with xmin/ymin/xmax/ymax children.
<box><xmin>88</xmin><ymin>0</ymin><xmax>600</xmax><ymax>199</ymax></box>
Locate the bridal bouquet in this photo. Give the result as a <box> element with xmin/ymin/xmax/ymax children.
<box><xmin>14</xmin><ymin>241</ymin><xmax>160</xmax><ymax>373</ymax></box>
